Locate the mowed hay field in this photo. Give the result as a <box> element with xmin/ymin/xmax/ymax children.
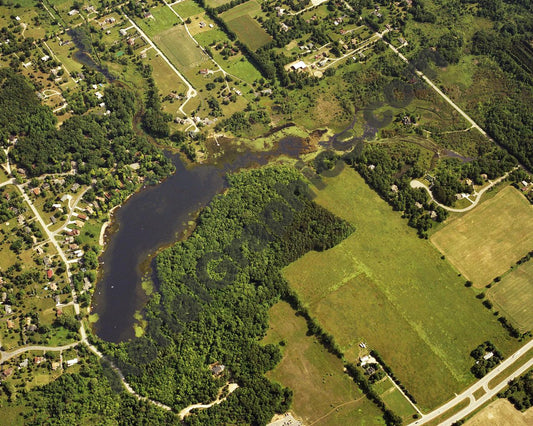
<box><xmin>431</xmin><ymin>186</ymin><xmax>533</xmax><ymax>287</ymax></box>
<box><xmin>220</xmin><ymin>1</ymin><xmax>271</xmax><ymax>50</ymax></box>
<box><xmin>263</xmin><ymin>302</ymin><xmax>384</xmax><ymax>425</ymax></box>
<box><xmin>465</xmin><ymin>398</ymin><xmax>533</xmax><ymax>426</ymax></box>
<box><xmin>283</xmin><ymin>168</ymin><xmax>519</xmax><ymax>411</ymax></box>
<box><xmin>489</xmin><ymin>261</ymin><xmax>533</xmax><ymax>332</ymax></box>
<box><xmin>153</xmin><ymin>25</ymin><xmax>206</xmax><ymax>69</ymax></box>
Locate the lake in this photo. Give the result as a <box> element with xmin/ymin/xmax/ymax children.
<box><xmin>91</xmin><ymin>137</ymin><xmax>307</xmax><ymax>342</ymax></box>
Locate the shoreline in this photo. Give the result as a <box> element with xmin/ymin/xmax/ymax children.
<box><xmin>99</xmin><ymin>204</ymin><xmax>120</xmax><ymax>247</ymax></box>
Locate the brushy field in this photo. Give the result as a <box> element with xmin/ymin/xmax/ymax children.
<box><xmin>283</xmin><ymin>168</ymin><xmax>519</xmax><ymax>411</ymax></box>
<box><xmin>263</xmin><ymin>302</ymin><xmax>384</xmax><ymax>425</ymax></box>
<box><xmin>489</xmin><ymin>261</ymin><xmax>533</xmax><ymax>332</ymax></box>
<box><xmin>431</xmin><ymin>186</ymin><xmax>533</xmax><ymax>287</ymax></box>
<box><xmin>153</xmin><ymin>25</ymin><xmax>206</xmax><ymax>70</ymax></box>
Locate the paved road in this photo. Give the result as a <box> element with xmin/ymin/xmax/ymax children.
<box><xmin>0</xmin><ymin>178</ymin><xmax>14</xmax><ymax>188</ymax></box>
<box><xmin>411</xmin><ymin>339</ymin><xmax>533</xmax><ymax>425</ymax></box>
<box><xmin>410</xmin><ymin>169</ymin><xmax>514</xmax><ymax>213</ymax></box>
<box><xmin>0</xmin><ymin>343</ymin><xmax>79</xmax><ymax>364</ymax></box>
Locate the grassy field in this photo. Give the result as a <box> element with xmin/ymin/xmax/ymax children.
<box><xmin>205</xmin><ymin>0</ymin><xmax>232</xmax><ymax>7</ymax></box>
<box><xmin>283</xmin><ymin>168</ymin><xmax>519</xmax><ymax>410</ymax></box>
<box><xmin>153</xmin><ymin>25</ymin><xmax>206</xmax><ymax>70</ymax></box>
<box><xmin>465</xmin><ymin>398</ymin><xmax>533</xmax><ymax>426</ymax></box>
<box><xmin>263</xmin><ymin>301</ymin><xmax>384</xmax><ymax>425</ymax></box>
<box><xmin>172</xmin><ymin>0</ymin><xmax>205</xmax><ymax>18</ymax></box>
<box><xmin>220</xmin><ymin>1</ymin><xmax>271</xmax><ymax>50</ymax></box>
<box><xmin>489</xmin><ymin>261</ymin><xmax>533</xmax><ymax>332</ymax></box>
<box><xmin>145</xmin><ymin>49</ymin><xmax>187</xmax><ymax>96</ymax></box>
<box><xmin>431</xmin><ymin>186</ymin><xmax>533</xmax><ymax>287</ymax></box>
<box><xmin>136</xmin><ymin>5</ymin><xmax>179</xmax><ymax>36</ymax></box>
<box><xmin>219</xmin><ymin>0</ymin><xmax>261</xmax><ymax>20</ymax></box>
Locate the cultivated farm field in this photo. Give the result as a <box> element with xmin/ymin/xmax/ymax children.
<box><xmin>489</xmin><ymin>261</ymin><xmax>533</xmax><ymax>332</ymax></box>
<box><xmin>220</xmin><ymin>1</ymin><xmax>271</xmax><ymax>50</ymax></box>
<box><xmin>263</xmin><ymin>302</ymin><xmax>384</xmax><ymax>425</ymax></box>
<box><xmin>283</xmin><ymin>167</ymin><xmax>519</xmax><ymax>410</ymax></box>
<box><xmin>431</xmin><ymin>186</ymin><xmax>533</xmax><ymax>287</ymax></box>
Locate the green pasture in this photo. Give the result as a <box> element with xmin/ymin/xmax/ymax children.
<box><xmin>153</xmin><ymin>25</ymin><xmax>206</xmax><ymax>70</ymax></box>
<box><xmin>283</xmin><ymin>167</ymin><xmax>520</xmax><ymax>410</ymax></box>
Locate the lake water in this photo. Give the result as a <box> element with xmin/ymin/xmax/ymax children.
<box><xmin>92</xmin><ymin>137</ymin><xmax>307</xmax><ymax>342</ymax></box>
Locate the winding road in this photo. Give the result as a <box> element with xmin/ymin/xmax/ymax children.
<box><xmin>410</xmin><ymin>169</ymin><xmax>514</xmax><ymax>213</ymax></box>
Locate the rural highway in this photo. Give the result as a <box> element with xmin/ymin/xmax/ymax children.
<box><xmin>410</xmin><ymin>169</ymin><xmax>515</xmax><ymax>213</ymax></box>
<box><xmin>379</xmin><ymin>34</ymin><xmax>489</xmax><ymax>138</ymax></box>
<box><xmin>411</xmin><ymin>339</ymin><xmax>533</xmax><ymax>425</ymax></box>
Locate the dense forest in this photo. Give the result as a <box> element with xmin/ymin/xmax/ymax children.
<box><xmin>2</xmin><ymin>69</ymin><xmax>173</xmax><ymax>182</ymax></box>
<box><xmin>0</xmin><ymin>68</ymin><xmax>56</xmax><ymax>144</ymax></box>
<box><xmin>15</xmin><ymin>352</ymin><xmax>176</xmax><ymax>425</ymax></box>
<box><xmin>98</xmin><ymin>166</ymin><xmax>355</xmax><ymax>424</ymax></box>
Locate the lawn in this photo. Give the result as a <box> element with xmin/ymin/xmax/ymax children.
<box><xmin>431</xmin><ymin>186</ymin><xmax>533</xmax><ymax>287</ymax></box>
<box><xmin>488</xmin><ymin>261</ymin><xmax>533</xmax><ymax>332</ymax></box>
<box><xmin>283</xmin><ymin>167</ymin><xmax>519</xmax><ymax>411</ymax></box>
<box><xmin>152</xmin><ymin>25</ymin><xmax>206</xmax><ymax>70</ymax></box>
<box><xmin>263</xmin><ymin>301</ymin><xmax>384</xmax><ymax>425</ymax></box>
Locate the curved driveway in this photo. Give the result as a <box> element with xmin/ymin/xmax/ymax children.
<box><xmin>410</xmin><ymin>169</ymin><xmax>514</xmax><ymax>213</ymax></box>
